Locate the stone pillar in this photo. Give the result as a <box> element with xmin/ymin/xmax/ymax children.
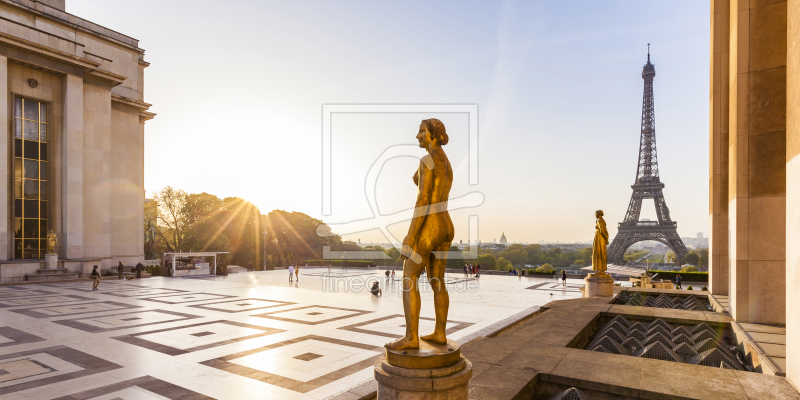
<box><xmin>709</xmin><ymin>0</ymin><xmax>730</xmax><ymax>295</ymax></box>
<box><xmin>784</xmin><ymin>0</ymin><xmax>800</xmax><ymax>389</ymax></box>
<box><xmin>62</xmin><ymin>75</ymin><xmax>83</xmax><ymax>259</ymax></box>
<box><xmin>375</xmin><ymin>340</ymin><xmax>471</xmax><ymax>399</ymax></box>
<box><xmin>727</xmin><ymin>0</ymin><xmax>787</xmax><ymax>324</ymax></box>
<box><xmin>0</xmin><ymin>56</ymin><xmax>8</xmax><ymax>260</ymax></box>
<box><xmin>584</xmin><ymin>274</ymin><xmax>614</xmax><ymax>297</ymax></box>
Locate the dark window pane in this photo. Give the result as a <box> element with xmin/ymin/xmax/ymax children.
<box><xmin>14</xmin><ymin>239</ymin><xmax>22</xmax><ymax>259</ymax></box>
<box><xmin>40</xmin><ymin>123</ymin><xmax>47</xmax><ymax>142</ymax></box>
<box><xmin>40</xmin><ymin>103</ymin><xmax>47</xmax><ymax>123</ymax></box>
<box><xmin>40</xmin><ymin>181</ymin><xmax>46</xmax><ymax>200</ymax></box>
<box><xmin>14</xmin><ymin>218</ymin><xmax>21</xmax><ymax>237</ymax></box>
<box><xmin>14</xmin><ymin>178</ymin><xmax>22</xmax><ymax>199</ymax></box>
<box><xmin>24</xmin><ymin>219</ymin><xmax>39</xmax><ymax>239</ymax></box>
<box><xmin>24</xmin><ymin>180</ymin><xmax>38</xmax><ymax>199</ymax></box>
<box><xmin>23</xmin><ymin>99</ymin><xmax>38</xmax><ymax>120</ymax></box>
<box><xmin>24</xmin><ymin>140</ymin><xmax>38</xmax><ymax>159</ymax></box>
<box><xmin>14</xmin><ymin>159</ymin><xmax>21</xmax><ymax>179</ymax></box>
<box><xmin>14</xmin><ymin>119</ymin><xmax>21</xmax><ymax>139</ymax></box>
<box><xmin>40</xmin><ymin>222</ymin><xmax>47</xmax><ymax>240</ymax></box>
<box><xmin>23</xmin><ymin>120</ymin><xmax>38</xmax><ymax>141</ymax></box>
<box><xmin>40</xmin><ymin>161</ymin><xmax>46</xmax><ymax>180</ymax></box>
<box><xmin>14</xmin><ymin>138</ymin><xmax>21</xmax><ymax>157</ymax></box>
<box><xmin>40</xmin><ymin>240</ymin><xmax>47</xmax><ymax>256</ymax></box>
<box><xmin>23</xmin><ymin>159</ymin><xmax>38</xmax><ymax>179</ymax></box>
<box><xmin>23</xmin><ymin>247</ymin><xmax>39</xmax><ymax>260</ymax></box>
<box><xmin>40</xmin><ymin>143</ymin><xmax>47</xmax><ymax>161</ymax></box>
<box><xmin>14</xmin><ymin>98</ymin><xmax>21</xmax><ymax>117</ymax></box>
<box><xmin>24</xmin><ymin>200</ymin><xmax>38</xmax><ymax>218</ymax></box>
<box><xmin>14</xmin><ymin>199</ymin><xmax>21</xmax><ymax>218</ymax></box>
<box><xmin>40</xmin><ymin>201</ymin><xmax>47</xmax><ymax>219</ymax></box>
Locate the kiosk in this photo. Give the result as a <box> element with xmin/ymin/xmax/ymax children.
<box><xmin>161</xmin><ymin>252</ymin><xmax>228</xmax><ymax>277</ymax></box>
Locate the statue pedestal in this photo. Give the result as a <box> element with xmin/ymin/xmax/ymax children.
<box><xmin>44</xmin><ymin>254</ymin><xmax>58</xmax><ymax>270</ymax></box>
<box><xmin>375</xmin><ymin>339</ymin><xmax>472</xmax><ymax>399</ymax></box>
<box><xmin>584</xmin><ymin>273</ymin><xmax>614</xmax><ymax>297</ymax></box>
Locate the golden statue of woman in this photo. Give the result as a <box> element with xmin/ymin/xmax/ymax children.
<box><xmin>386</xmin><ymin>118</ymin><xmax>455</xmax><ymax>350</ymax></box>
<box><xmin>592</xmin><ymin>210</ymin><xmax>608</xmax><ymax>275</ymax></box>
<box><xmin>46</xmin><ymin>230</ymin><xmax>57</xmax><ymax>255</ymax></box>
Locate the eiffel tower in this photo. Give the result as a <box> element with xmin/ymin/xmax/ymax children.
<box><xmin>607</xmin><ymin>47</ymin><xmax>689</xmax><ymax>266</ymax></box>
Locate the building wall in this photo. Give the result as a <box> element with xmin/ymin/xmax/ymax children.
<box><xmin>726</xmin><ymin>0</ymin><xmax>787</xmax><ymax>325</ymax></box>
<box><xmin>785</xmin><ymin>0</ymin><xmax>800</xmax><ymax>390</ymax></box>
<box><xmin>709</xmin><ymin>0</ymin><xmax>730</xmax><ymax>295</ymax></box>
<box><xmin>81</xmin><ymin>83</ymin><xmax>111</xmax><ymax>261</ymax></box>
<box><xmin>110</xmin><ymin>103</ymin><xmax>144</xmax><ymax>263</ymax></box>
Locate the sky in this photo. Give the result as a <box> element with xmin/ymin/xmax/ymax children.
<box><xmin>70</xmin><ymin>0</ymin><xmax>710</xmax><ymax>245</ymax></box>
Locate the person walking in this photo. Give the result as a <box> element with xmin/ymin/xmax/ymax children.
<box><xmin>135</xmin><ymin>262</ymin><xmax>144</xmax><ymax>279</ymax></box>
<box><xmin>288</xmin><ymin>265</ymin><xmax>295</xmax><ymax>282</ymax></box>
<box><xmin>90</xmin><ymin>265</ymin><xmax>101</xmax><ymax>290</ymax></box>
<box><xmin>295</xmin><ymin>264</ymin><xmax>300</xmax><ymax>282</ymax></box>
<box><xmin>463</xmin><ymin>264</ymin><xmax>469</xmax><ymax>277</ymax></box>
<box><xmin>675</xmin><ymin>274</ymin><xmax>682</xmax><ymax>290</ymax></box>
<box><xmin>475</xmin><ymin>265</ymin><xmax>480</xmax><ymax>277</ymax></box>
<box><xmin>117</xmin><ymin>261</ymin><xmax>125</xmax><ymax>280</ymax></box>
<box><xmin>385</xmin><ymin>269</ymin><xmax>391</xmax><ymax>282</ymax></box>
<box><xmin>562</xmin><ymin>270</ymin><xmax>567</xmax><ymax>287</ymax></box>
<box><xmin>391</xmin><ymin>269</ymin><xmax>396</xmax><ymax>281</ymax></box>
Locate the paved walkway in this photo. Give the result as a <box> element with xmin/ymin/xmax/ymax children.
<box><xmin>0</xmin><ymin>268</ymin><xmax>582</xmax><ymax>400</ymax></box>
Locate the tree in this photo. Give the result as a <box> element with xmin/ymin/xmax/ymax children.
<box><xmin>681</xmin><ymin>265</ymin><xmax>699</xmax><ymax>272</ymax></box>
<box><xmin>496</xmin><ymin>257</ymin><xmax>511</xmax><ymax>271</ymax></box>
<box><xmin>478</xmin><ymin>253</ymin><xmax>496</xmax><ymax>269</ymax></box>
<box><xmin>498</xmin><ymin>248</ymin><xmax>528</xmax><ymax>266</ymax></box>
<box><xmin>574</xmin><ymin>259</ymin><xmax>586</xmax><ymax>267</ymax></box>
<box><xmin>535</xmin><ymin>263</ymin><xmax>555</xmax><ymax>273</ymax></box>
<box><xmin>152</xmin><ymin>187</ymin><xmax>189</xmax><ymax>253</ymax></box>
<box><xmin>580</xmin><ymin>247</ymin><xmax>593</xmax><ymax>262</ymax></box>
<box><xmin>684</xmin><ymin>253</ymin><xmax>700</xmax><ymax>266</ymax></box>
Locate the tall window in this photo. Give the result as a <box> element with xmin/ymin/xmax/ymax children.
<box><xmin>14</xmin><ymin>98</ymin><xmax>47</xmax><ymax>259</ymax></box>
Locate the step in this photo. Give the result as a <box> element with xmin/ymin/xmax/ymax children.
<box><xmin>36</xmin><ymin>268</ymin><xmax>70</xmax><ymax>274</ymax></box>
<box><xmin>25</xmin><ymin>273</ymin><xmax>80</xmax><ymax>282</ymax></box>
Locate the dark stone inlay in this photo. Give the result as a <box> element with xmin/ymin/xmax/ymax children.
<box><xmin>190</xmin><ymin>331</ymin><xmax>215</xmax><ymax>337</ymax></box>
<box><xmin>9</xmin><ymin>301</ymin><xmax>143</xmax><ymax>319</ymax></box>
<box><xmin>251</xmin><ymin>305</ymin><xmax>372</xmax><ymax>325</ymax></box>
<box><xmin>53</xmin><ymin>310</ymin><xmax>203</xmax><ymax>333</ymax></box>
<box><xmin>201</xmin><ymin>334</ymin><xmax>382</xmax><ymax>393</ymax></box>
<box><xmin>121</xmin><ymin>317</ymin><xmax>142</xmax><ymax>321</ymax></box>
<box><xmin>307</xmin><ymin>312</ymin><xmax>323</xmax><ymax>315</ymax></box>
<box><xmin>338</xmin><ymin>314</ymin><xmax>475</xmax><ymax>339</ymax></box>
<box><xmin>140</xmin><ymin>293</ymin><xmax>238</xmax><ymax>305</ymax></box>
<box><xmin>0</xmin><ymin>369</ymin><xmax>8</xmax><ymax>376</ymax></box>
<box><xmin>112</xmin><ymin>321</ymin><xmax>284</xmax><ymax>356</ymax></box>
<box><xmin>0</xmin><ymin>295</ymin><xmax>95</xmax><ymax>308</ymax></box>
<box><xmin>0</xmin><ymin>346</ymin><xmax>121</xmax><ymax>396</ymax></box>
<box><xmin>49</xmin><ymin>375</ymin><xmax>214</xmax><ymax>400</ymax></box>
<box><xmin>0</xmin><ymin>326</ymin><xmax>46</xmax><ymax>348</ymax></box>
<box><xmin>187</xmin><ymin>298</ymin><xmax>295</xmax><ymax>313</ymax></box>
<box><xmin>293</xmin><ymin>352</ymin><xmax>323</xmax><ymax>361</ymax></box>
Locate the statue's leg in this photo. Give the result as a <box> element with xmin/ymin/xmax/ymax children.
<box><xmin>385</xmin><ymin>253</ymin><xmax>427</xmax><ymax>350</ymax></box>
<box><xmin>422</xmin><ymin>242</ymin><xmax>450</xmax><ymax>344</ymax></box>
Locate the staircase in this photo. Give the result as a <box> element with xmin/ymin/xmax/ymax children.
<box><xmin>25</xmin><ymin>268</ymin><xmax>80</xmax><ymax>282</ymax></box>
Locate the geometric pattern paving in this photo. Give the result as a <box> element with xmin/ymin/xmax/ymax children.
<box><xmin>0</xmin><ymin>346</ymin><xmax>121</xmax><ymax>395</ymax></box>
<box><xmin>613</xmin><ymin>292</ymin><xmax>712</xmax><ymax>311</ymax></box>
<box><xmin>0</xmin><ymin>295</ymin><xmax>95</xmax><ymax>308</ymax></box>
<box><xmin>251</xmin><ymin>305</ymin><xmax>372</xmax><ymax>325</ymax></box>
<box><xmin>526</xmin><ymin>282</ymin><xmax>583</xmax><ymax>293</ymax></box>
<box><xmin>201</xmin><ymin>334</ymin><xmax>383</xmax><ymax>393</ymax></box>
<box><xmin>112</xmin><ymin>320</ymin><xmax>285</xmax><ymax>356</ymax></box>
<box><xmin>50</xmin><ymin>375</ymin><xmax>214</xmax><ymax>400</ymax></box>
<box><xmin>338</xmin><ymin>314</ymin><xmax>475</xmax><ymax>338</ymax></box>
<box><xmin>0</xmin><ymin>327</ymin><xmax>46</xmax><ymax>348</ymax></box>
<box><xmin>585</xmin><ymin>315</ymin><xmax>745</xmax><ymax>370</ymax></box>
<box><xmin>187</xmin><ymin>298</ymin><xmax>296</xmax><ymax>313</ymax></box>
<box><xmin>52</xmin><ymin>309</ymin><xmax>203</xmax><ymax>333</ymax></box>
<box><xmin>139</xmin><ymin>292</ymin><xmax>238</xmax><ymax>304</ymax></box>
<box><xmin>8</xmin><ymin>301</ymin><xmax>143</xmax><ymax>318</ymax></box>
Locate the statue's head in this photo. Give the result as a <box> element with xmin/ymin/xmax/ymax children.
<box><xmin>595</xmin><ymin>210</ymin><xmax>604</xmax><ymax>218</ymax></box>
<box><xmin>418</xmin><ymin>118</ymin><xmax>449</xmax><ymax>148</ymax></box>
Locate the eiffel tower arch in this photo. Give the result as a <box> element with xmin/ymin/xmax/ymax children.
<box><xmin>607</xmin><ymin>48</ymin><xmax>689</xmax><ymax>266</ymax></box>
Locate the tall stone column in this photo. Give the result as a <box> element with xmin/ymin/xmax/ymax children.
<box><xmin>784</xmin><ymin>0</ymin><xmax>800</xmax><ymax>389</ymax></box>
<box><xmin>709</xmin><ymin>0</ymin><xmax>730</xmax><ymax>295</ymax></box>
<box><xmin>727</xmin><ymin>0</ymin><xmax>787</xmax><ymax>324</ymax></box>
<box><xmin>62</xmin><ymin>75</ymin><xmax>84</xmax><ymax>259</ymax></box>
<box><xmin>0</xmin><ymin>56</ymin><xmax>7</xmax><ymax>260</ymax></box>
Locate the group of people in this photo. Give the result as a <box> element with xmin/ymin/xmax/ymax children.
<box><xmin>90</xmin><ymin>261</ymin><xmax>145</xmax><ymax>291</ymax></box>
<box><xmin>384</xmin><ymin>268</ymin><xmax>396</xmax><ymax>282</ymax></box>
<box><xmin>288</xmin><ymin>264</ymin><xmax>303</xmax><ymax>282</ymax></box>
<box><xmin>463</xmin><ymin>263</ymin><xmax>480</xmax><ymax>277</ymax></box>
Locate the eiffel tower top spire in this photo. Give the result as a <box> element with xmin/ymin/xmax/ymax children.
<box><xmin>636</xmin><ymin>46</ymin><xmax>659</xmax><ymax>185</ymax></box>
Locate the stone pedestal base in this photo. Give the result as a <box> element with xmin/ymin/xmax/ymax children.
<box><xmin>375</xmin><ymin>339</ymin><xmax>471</xmax><ymax>399</ymax></box>
<box><xmin>44</xmin><ymin>254</ymin><xmax>57</xmax><ymax>270</ymax></box>
<box><xmin>584</xmin><ymin>274</ymin><xmax>614</xmax><ymax>297</ymax></box>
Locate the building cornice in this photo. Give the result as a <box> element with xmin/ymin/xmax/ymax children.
<box><xmin>111</xmin><ymin>94</ymin><xmax>152</xmax><ymax>112</ymax></box>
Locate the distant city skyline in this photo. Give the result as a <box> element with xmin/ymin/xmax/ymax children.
<box><xmin>70</xmin><ymin>1</ymin><xmax>710</xmax><ymax>244</ymax></box>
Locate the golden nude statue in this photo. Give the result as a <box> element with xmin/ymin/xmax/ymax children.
<box><xmin>46</xmin><ymin>230</ymin><xmax>57</xmax><ymax>255</ymax></box>
<box><xmin>386</xmin><ymin>118</ymin><xmax>455</xmax><ymax>350</ymax></box>
<box><xmin>591</xmin><ymin>210</ymin><xmax>608</xmax><ymax>276</ymax></box>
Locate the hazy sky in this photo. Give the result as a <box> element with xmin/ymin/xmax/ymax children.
<box><xmin>71</xmin><ymin>0</ymin><xmax>709</xmax><ymax>244</ymax></box>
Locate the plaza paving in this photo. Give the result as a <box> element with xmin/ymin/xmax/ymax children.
<box><xmin>0</xmin><ymin>269</ymin><xmax>582</xmax><ymax>400</ymax></box>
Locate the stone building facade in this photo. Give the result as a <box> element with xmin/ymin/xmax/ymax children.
<box><xmin>0</xmin><ymin>0</ymin><xmax>153</xmax><ymax>281</ymax></box>
<box><xmin>708</xmin><ymin>0</ymin><xmax>799</xmax><ymax>390</ymax></box>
